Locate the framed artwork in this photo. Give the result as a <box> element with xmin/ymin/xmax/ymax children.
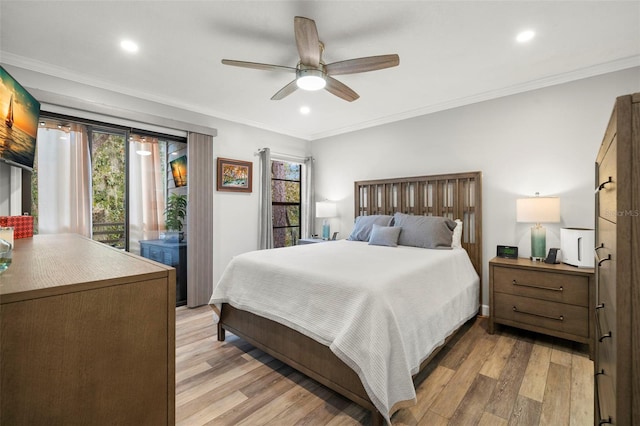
<box><xmin>169</xmin><ymin>155</ymin><xmax>187</xmax><ymax>187</ymax></box>
<box><xmin>217</xmin><ymin>157</ymin><xmax>252</xmax><ymax>193</ymax></box>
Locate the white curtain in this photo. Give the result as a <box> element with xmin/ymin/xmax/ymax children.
<box><xmin>258</xmin><ymin>148</ymin><xmax>273</xmax><ymax>249</ymax></box>
<box><xmin>302</xmin><ymin>157</ymin><xmax>315</xmax><ymax>238</ymax></box>
<box><xmin>36</xmin><ymin>123</ymin><xmax>91</xmax><ymax>236</ymax></box>
<box><xmin>128</xmin><ymin>137</ymin><xmax>165</xmax><ymax>255</ymax></box>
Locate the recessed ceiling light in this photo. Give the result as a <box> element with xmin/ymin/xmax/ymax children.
<box><xmin>120</xmin><ymin>39</ymin><xmax>139</xmax><ymax>53</ymax></box>
<box><xmin>300</xmin><ymin>106</ymin><xmax>311</xmax><ymax>115</ymax></box>
<box><xmin>516</xmin><ymin>30</ymin><xmax>535</xmax><ymax>43</ymax></box>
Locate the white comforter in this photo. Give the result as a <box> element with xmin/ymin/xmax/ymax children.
<box><xmin>209</xmin><ymin>240</ymin><xmax>479</xmax><ymax>423</ymax></box>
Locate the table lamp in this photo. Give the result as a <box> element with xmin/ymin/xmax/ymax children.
<box><xmin>316</xmin><ymin>201</ymin><xmax>337</xmax><ymax>240</ymax></box>
<box><xmin>516</xmin><ymin>193</ymin><xmax>560</xmax><ymax>261</ymax></box>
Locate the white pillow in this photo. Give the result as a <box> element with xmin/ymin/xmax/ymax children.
<box><xmin>452</xmin><ymin>219</ymin><xmax>463</xmax><ymax>248</ymax></box>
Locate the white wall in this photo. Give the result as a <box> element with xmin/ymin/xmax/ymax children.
<box><xmin>4</xmin><ymin>64</ymin><xmax>638</xmax><ymax>309</ymax></box>
<box><xmin>311</xmin><ymin>67</ymin><xmax>640</xmax><ymax>313</ymax></box>
<box><xmin>1</xmin><ymin>65</ymin><xmax>311</xmax><ymax>287</ymax></box>
<box><xmin>0</xmin><ymin>162</ymin><xmax>24</xmax><ymax>216</ymax></box>
<box><xmin>211</xmin><ymin>121</ymin><xmax>309</xmax><ymax>284</ymax></box>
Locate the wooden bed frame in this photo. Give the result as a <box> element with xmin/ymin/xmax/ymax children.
<box><xmin>217</xmin><ymin>171</ymin><xmax>482</xmax><ymax>425</ymax></box>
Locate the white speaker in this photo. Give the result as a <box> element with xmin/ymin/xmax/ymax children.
<box><xmin>560</xmin><ymin>228</ymin><xmax>595</xmax><ymax>268</ymax></box>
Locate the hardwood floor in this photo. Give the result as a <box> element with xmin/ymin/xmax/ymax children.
<box><xmin>176</xmin><ymin>306</ymin><xmax>593</xmax><ymax>425</ymax></box>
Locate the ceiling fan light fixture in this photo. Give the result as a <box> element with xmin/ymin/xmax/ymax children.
<box><xmin>296</xmin><ymin>69</ymin><xmax>326</xmax><ymax>91</ymax></box>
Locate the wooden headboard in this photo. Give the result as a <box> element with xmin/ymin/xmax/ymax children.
<box><xmin>354</xmin><ymin>171</ymin><xmax>483</xmax><ymax>282</ymax></box>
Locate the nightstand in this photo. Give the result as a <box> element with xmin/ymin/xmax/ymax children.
<box><xmin>298</xmin><ymin>238</ymin><xmax>334</xmax><ymax>245</ymax></box>
<box><xmin>489</xmin><ymin>257</ymin><xmax>595</xmax><ymax>359</ymax></box>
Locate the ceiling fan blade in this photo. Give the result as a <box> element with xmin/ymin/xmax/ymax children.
<box><xmin>294</xmin><ymin>16</ymin><xmax>320</xmax><ymax>67</ymax></box>
<box><xmin>325</xmin><ymin>54</ymin><xmax>400</xmax><ymax>75</ymax></box>
<box><xmin>221</xmin><ymin>59</ymin><xmax>295</xmax><ymax>73</ymax></box>
<box><xmin>325</xmin><ymin>77</ymin><xmax>359</xmax><ymax>102</ymax></box>
<box><xmin>271</xmin><ymin>80</ymin><xmax>298</xmax><ymax>100</ymax></box>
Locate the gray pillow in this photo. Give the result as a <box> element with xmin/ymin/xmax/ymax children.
<box><xmin>368</xmin><ymin>224</ymin><xmax>402</xmax><ymax>247</ymax></box>
<box><xmin>392</xmin><ymin>212</ymin><xmax>456</xmax><ymax>249</ymax></box>
<box><xmin>347</xmin><ymin>215</ymin><xmax>394</xmax><ymax>242</ymax></box>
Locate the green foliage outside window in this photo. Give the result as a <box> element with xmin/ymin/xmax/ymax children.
<box><xmin>91</xmin><ymin>132</ymin><xmax>126</xmax><ymax>247</ymax></box>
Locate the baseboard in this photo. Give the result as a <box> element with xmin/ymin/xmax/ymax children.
<box><xmin>481</xmin><ymin>304</ymin><xmax>489</xmax><ymax>317</ymax></box>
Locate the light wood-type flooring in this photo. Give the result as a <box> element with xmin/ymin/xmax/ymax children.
<box><xmin>176</xmin><ymin>306</ymin><xmax>593</xmax><ymax>425</ymax></box>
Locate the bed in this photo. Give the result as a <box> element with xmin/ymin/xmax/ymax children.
<box><xmin>209</xmin><ymin>171</ymin><xmax>482</xmax><ymax>425</ymax></box>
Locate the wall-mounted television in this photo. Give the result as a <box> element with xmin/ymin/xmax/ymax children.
<box><xmin>0</xmin><ymin>66</ymin><xmax>41</xmax><ymax>171</ymax></box>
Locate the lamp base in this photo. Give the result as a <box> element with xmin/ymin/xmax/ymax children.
<box><xmin>322</xmin><ymin>219</ymin><xmax>330</xmax><ymax>240</ymax></box>
<box><xmin>530</xmin><ymin>224</ymin><xmax>546</xmax><ymax>261</ymax></box>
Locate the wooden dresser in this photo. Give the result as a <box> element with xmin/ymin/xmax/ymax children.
<box><xmin>594</xmin><ymin>93</ymin><xmax>640</xmax><ymax>426</ymax></box>
<box><xmin>489</xmin><ymin>257</ymin><xmax>595</xmax><ymax>358</ymax></box>
<box><xmin>0</xmin><ymin>234</ymin><xmax>176</xmax><ymax>425</ymax></box>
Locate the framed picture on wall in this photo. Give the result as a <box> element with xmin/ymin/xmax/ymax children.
<box><xmin>169</xmin><ymin>155</ymin><xmax>187</xmax><ymax>187</ymax></box>
<box><xmin>216</xmin><ymin>157</ymin><xmax>252</xmax><ymax>193</ymax></box>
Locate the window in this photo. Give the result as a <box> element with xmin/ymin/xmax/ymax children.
<box><xmin>271</xmin><ymin>160</ymin><xmax>301</xmax><ymax>247</ymax></box>
<box><xmin>32</xmin><ymin>114</ymin><xmax>186</xmax><ymax>253</ymax></box>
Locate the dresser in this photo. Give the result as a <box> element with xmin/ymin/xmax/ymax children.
<box><xmin>140</xmin><ymin>239</ymin><xmax>187</xmax><ymax>306</ymax></box>
<box><xmin>0</xmin><ymin>234</ymin><xmax>176</xmax><ymax>425</ymax></box>
<box><xmin>593</xmin><ymin>93</ymin><xmax>639</xmax><ymax>426</ymax></box>
<box><xmin>489</xmin><ymin>257</ymin><xmax>595</xmax><ymax>359</ymax></box>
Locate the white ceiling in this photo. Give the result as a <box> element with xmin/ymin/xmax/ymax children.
<box><xmin>1</xmin><ymin>1</ymin><xmax>639</xmax><ymax>140</ymax></box>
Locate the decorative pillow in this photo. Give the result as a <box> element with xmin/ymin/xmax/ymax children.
<box><xmin>392</xmin><ymin>212</ymin><xmax>456</xmax><ymax>249</ymax></box>
<box><xmin>347</xmin><ymin>215</ymin><xmax>394</xmax><ymax>242</ymax></box>
<box><xmin>368</xmin><ymin>224</ymin><xmax>402</xmax><ymax>247</ymax></box>
<box><xmin>452</xmin><ymin>219</ymin><xmax>463</xmax><ymax>248</ymax></box>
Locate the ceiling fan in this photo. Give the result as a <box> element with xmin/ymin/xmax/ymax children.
<box><xmin>221</xmin><ymin>16</ymin><xmax>399</xmax><ymax>102</ymax></box>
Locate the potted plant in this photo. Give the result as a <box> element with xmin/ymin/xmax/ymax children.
<box><xmin>164</xmin><ymin>193</ymin><xmax>187</xmax><ymax>242</ymax></box>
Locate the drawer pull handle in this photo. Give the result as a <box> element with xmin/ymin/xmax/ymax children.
<box><xmin>512</xmin><ymin>306</ymin><xmax>564</xmax><ymax>322</ymax></box>
<box><xmin>598</xmin><ymin>417</ymin><xmax>612</xmax><ymax>425</ymax></box>
<box><xmin>598</xmin><ymin>331</ymin><xmax>612</xmax><ymax>342</ymax></box>
<box><xmin>595</xmin><ymin>369</ymin><xmax>605</xmax><ymax>376</ymax></box>
<box><xmin>596</xmin><ymin>303</ymin><xmax>605</xmax><ymax>310</ymax></box>
<box><xmin>594</xmin><ymin>243</ymin><xmax>604</xmax><ymax>251</ymax></box>
<box><xmin>597</xmin><ymin>176</ymin><xmax>612</xmax><ymax>191</ymax></box>
<box><xmin>512</xmin><ymin>280</ymin><xmax>563</xmax><ymax>292</ymax></box>
<box><xmin>598</xmin><ymin>255</ymin><xmax>611</xmax><ymax>267</ymax></box>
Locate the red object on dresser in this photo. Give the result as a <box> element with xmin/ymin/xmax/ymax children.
<box><xmin>0</xmin><ymin>216</ymin><xmax>34</xmax><ymax>239</ymax></box>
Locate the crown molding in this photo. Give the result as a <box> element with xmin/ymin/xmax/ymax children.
<box><xmin>3</xmin><ymin>51</ymin><xmax>638</xmax><ymax>142</ymax></box>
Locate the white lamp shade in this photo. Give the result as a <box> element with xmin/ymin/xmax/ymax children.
<box><xmin>316</xmin><ymin>201</ymin><xmax>337</xmax><ymax>218</ymax></box>
<box><xmin>516</xmin><ymin>197</ymin><xmax>560</xmax><ymax>223</ymax></box>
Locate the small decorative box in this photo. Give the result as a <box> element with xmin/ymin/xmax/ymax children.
<box><xmin>0</xmin><ymin>215</ymin><xmax>34</xmax><ymax>239</ymax></box>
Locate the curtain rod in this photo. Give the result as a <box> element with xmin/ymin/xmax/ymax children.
<box><xmin>254</xmin><ymin>148</ymin><xmax>312</xmax><ymax>162</ymax></box>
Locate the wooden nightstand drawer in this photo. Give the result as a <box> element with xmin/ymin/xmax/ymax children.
<box><xmin>494</xmin><ymin>293</ymin><xmax>589</xmax><ymax>337</ymax></box>
<box><xmin>493</xmin><ymin>267</ymin><xmax>588</xmax><ymax>306</ymax></box>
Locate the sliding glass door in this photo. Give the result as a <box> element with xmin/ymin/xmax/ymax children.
<box><xmin>34</xmin><ymin>115</ymin><xmax>185</xmax><ymax>254</ymax></box>
<box><xmin>90</xmin><ymin>128</ymin><xmax>127</xmax><ymax>249</ymax></box>
<box><xmin>128</xmin><ymin>133</ymin><xmax>167</xmax><ymax>255</ymax></box>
